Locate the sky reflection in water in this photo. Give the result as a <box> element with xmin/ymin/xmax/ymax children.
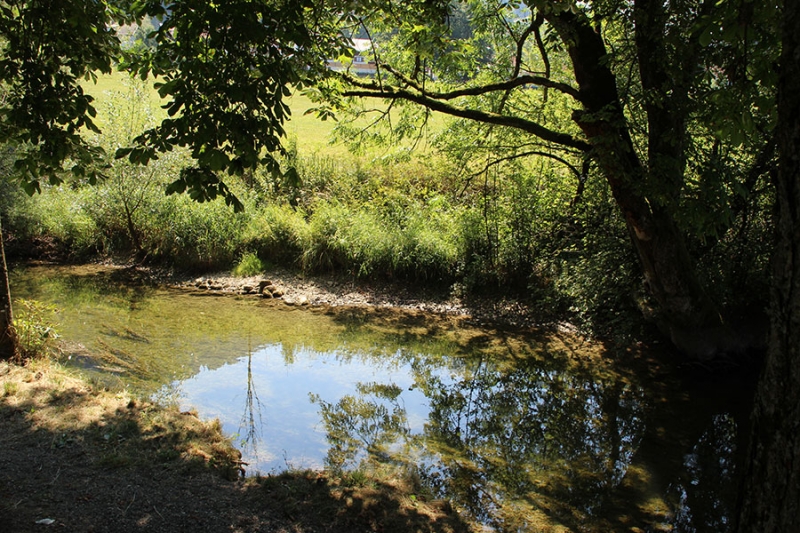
<box><xmin>171</xmin><ymin>345</ymin><xmax>434</xmax><ymax>472</ymax></box>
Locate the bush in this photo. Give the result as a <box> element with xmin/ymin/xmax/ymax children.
<box><xmin>232</xmin><ymin>252</ymin><xmax>265</xmax><ymax>277</ymax></box>
<box><xmin>30</xmin><ymin>186</ymin><xmax>102</xmax><ymax>258</ymax></box>
<box><xmin>12</xmin><ymin>299</ymin><xmax>60</xmax><ymax>360</ymax></box>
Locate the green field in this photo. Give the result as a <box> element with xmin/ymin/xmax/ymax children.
<box><xmin>85</xmin><ymin>72</ymin><xmax>445</xmax><ymax>158</ymax></box>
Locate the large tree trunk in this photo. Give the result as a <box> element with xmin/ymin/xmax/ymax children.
<box><xmin>545</xmin><ymin>7</ymin><xmax>731</xmax><ymax>357</ymax></box>
<box><xmin>0</xmin><ymin>216</ymin><xmax>14</xmax><ymax>360</ymax></box>
<box><xmin>734</xmin><ymin>3</ymin><xmax>800</xmax><ymax>529</ymax></box>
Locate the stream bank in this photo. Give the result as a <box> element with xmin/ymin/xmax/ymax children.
<box><xmin>0</xmin><ymin>359</ymin><xmax>471</xmax><ymax>533</ymax></box>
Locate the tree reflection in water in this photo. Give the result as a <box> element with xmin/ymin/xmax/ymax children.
<box><xmin>414</xmin><ymin>353</ymin><xmax>647</xmax><ymax>531</ymax></box>
<box><xmin>237</xmin><ymin>346</ymin><xmax>264</xmax><ymax>462</ymax></box>
<box><xmin>669</xmin><ymin>413</ymin><xmax>739</xmax><ymax>532</ymax></box>
<box><xmin>310</xmin><ymin>382</ymin><xmax>410</xmax><ymax>472</ymax></box>
<box><xmin>311</xmin><ymin>346</ymin><xmax>651</xmax><ymax>531</ymax></box>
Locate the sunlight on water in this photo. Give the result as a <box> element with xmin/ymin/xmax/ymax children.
<box><xmin>10</xmin><ymin>264</ymin><xmax>749</xmax><ymax>532</ymax></box>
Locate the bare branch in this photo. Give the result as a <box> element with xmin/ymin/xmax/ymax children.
<box><xmin>511</xmin><ymin>14</ymin><xmax>540</xmax><ymax>78</ymax></box>
<box><xmin>469</xmin><ymin>149</ymin><xmax>584</xmax><ymax>181</ymax></box>
<box><xmin>532</xmin><ymin>14</ymin><xmax>550</xmax><ymax>102</ymax></box>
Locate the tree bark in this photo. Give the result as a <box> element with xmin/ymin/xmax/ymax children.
<box><xmin>735</xmin><ymin>3</ymin><xmax>800</xmax><ymax>529</ymax></box>
<box><xmin>544</xmin><ymin>7</ymin><xmax>728</xmax><ymax>357</ymax></box>
<box><xmin>0</xmin><ymin>216</ymin><xmax>15</xmax><ymax>360</ymax></box>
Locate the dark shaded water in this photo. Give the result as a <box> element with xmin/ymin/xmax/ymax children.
<box><xmin>10</xmin><ymin>264</ymin><xmax>754</xmax><ymax>532</ymax></box>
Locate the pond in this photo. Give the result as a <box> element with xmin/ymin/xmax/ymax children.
<box><xmin>10</xmin><ymin>264</ymin><xmax>753</xmax><ymax>532</ymax></box>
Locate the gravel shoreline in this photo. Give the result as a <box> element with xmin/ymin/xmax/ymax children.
<box><xmin>161</xmin><ymin>266</ymin><xmax>554</xmax><ymax>331</ymax></box>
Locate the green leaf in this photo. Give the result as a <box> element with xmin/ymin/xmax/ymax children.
<box><xmin>699</xmin><ymin>26</ymin><xmax>714</xmax><ymax>46</ymax></box>
<box><xmin>165</xmin><ymin>178</ymin><xmax>187</xmax><ymax>196</ymax></box>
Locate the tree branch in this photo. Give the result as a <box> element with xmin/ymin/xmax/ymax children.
<box><xmin>341</xmin><ymin>83</ymin><xmax>590</xmax><ymax>151</ymax></box>
<box><xmin>469</xmin><ymin>149</ymin><xmax>584</xmax><ymax>181</ymax></box>
<box><xmin>364</xmin><ymin>66</ymin><xmax>579</xmax><ymax>101</ymax></box>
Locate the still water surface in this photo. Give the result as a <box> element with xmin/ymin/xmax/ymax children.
<box><xmin>11</xmin><ymin>264</ymin><xmax>750</xmax><ymax>532</ymax></box>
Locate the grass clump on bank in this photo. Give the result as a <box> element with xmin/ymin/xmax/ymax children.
<box><xmin>232</xmin><ymin>251</ymin><xmax>266</xmax><ymax>277</ymax></box>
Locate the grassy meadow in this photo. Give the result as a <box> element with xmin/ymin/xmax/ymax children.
<box><xmin>84</xmin><ymin>72</ymin><xmax>444</xmax><ymax>157</ymax></box>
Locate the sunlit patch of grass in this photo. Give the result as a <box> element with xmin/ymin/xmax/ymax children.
<box><xmin>3</xmin><ymin>381</ymin><xmax>19</xmax><ymax>397</ymax></box>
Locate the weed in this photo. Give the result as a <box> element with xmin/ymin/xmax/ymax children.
<box><xmin>3</xmin><ymin>381</ymin><xmax>19</xmax><ymax>396</ymax></box>
<box><xmin>340</xmin><ymin>468</ymin><xmax>371</xmax><ymax>488</ymax></box>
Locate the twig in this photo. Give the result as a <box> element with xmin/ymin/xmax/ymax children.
<box><xmin>123</xmin><ymin>492</ymin><xmax>136</xmax><ymax>516</ymax></box>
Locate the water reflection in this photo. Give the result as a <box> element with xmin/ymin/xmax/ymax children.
<box><xmin>238</xmin><ymin>346</ymin><xmax>265</xmax><ymax>462</ymax></box>
<box><xmin>669</xmin><ymin>414</ymin><xmax>739</xmax><ymax>533</ymax></box>
<box><xmin>10</xmin><ymin>265</ymin><xmax>749</xmax><ymax>532</ymax></box>
<box><xmin>305</xmin><ymin>349</ymin><xmax>649</xmax><ymax>531</ymax></box>
<box><xmin>414</xmin><ymin>356</ymin><xmax>645</xmax><ymax>530</ymax></box>
<box><xmin>311</xmin><ymin>381</ymin><xmax>410</xmax><ymax>471</ymax></box>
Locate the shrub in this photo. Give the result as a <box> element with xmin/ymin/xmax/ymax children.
<box><xmin>12</xmin><ymin>299</ymin><xmax>60</xmax><ymax>360</ymax></box>
<box><xmin>232</xmin><ymin>252</ymin><xmax>265</xmax><ymax>277</ymax></box>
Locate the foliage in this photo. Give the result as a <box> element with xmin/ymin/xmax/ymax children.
<box><xmin>0</xmin><ymin>0</ymin><xmax>779</xmax><ymax>338</ymax></box>
<box><xmin>305</xmin><ymin>0</ymin><xmax>779</xmax><ymax>337</ymax></box>
<box><xmin>0</xmin><ymin>0</ymin><xmax>132</xmax><ymax>191</ymax></box>
<box><xmin>11</xmin><ymin>298</ymin><xmax>59</xmax><ymax>360</ymax></box>
<box><xmin>233</xmin><ymin>252</ymin><xmax>265</xmax><ymax>277</ymax></box>
<box><xmin>119</xmin><ymin>0</ymin><xmax>349</xmax><ymax>211</ymax></box>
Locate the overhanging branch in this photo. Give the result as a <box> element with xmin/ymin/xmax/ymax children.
<box><xmin>352</xmin><ymin>67</ymin><xmax>580</xmax><ymax>101</ymax></box>
<box><xmin>341</xmin><ymin>83</ymin><xmax>590</xmax><ymax>152</ymax></box>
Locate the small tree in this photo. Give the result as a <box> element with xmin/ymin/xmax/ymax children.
<box><xmin>0</xmin><ymin>214</ymin><xmax>12</xmax><ymax>359</ymax></box>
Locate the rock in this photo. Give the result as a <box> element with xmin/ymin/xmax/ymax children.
<box><xmin>261</xmin><ymin>291</ymin><xmax>273</xmax><ymax>299</ymax></box>
<box><xmin>271</xmin><ymin>289</ymin><xmax>283</xmax><ymax>298</ymax></box>
<box><xmin>257</xmin><ymin>280</ymin><xmax>274</xmax><ymax>294</ymax></box>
